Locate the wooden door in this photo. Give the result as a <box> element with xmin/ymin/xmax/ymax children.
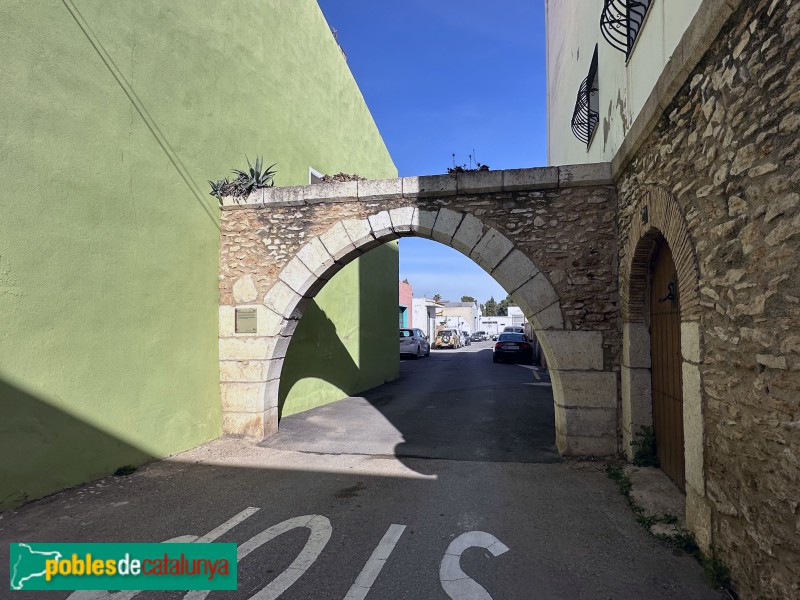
<box><xmin>650</xmin><ymin>242</ymin><xmax>685</xmax><ymax>492</ymax></box>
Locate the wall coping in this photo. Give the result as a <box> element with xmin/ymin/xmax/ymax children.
<box><xmin>219</xmin><ymin>163</ymin><xmax>612</xmax><ymax>209</ymax></box>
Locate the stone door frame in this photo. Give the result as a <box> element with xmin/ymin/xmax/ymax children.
<box><xmin>620</xmin><ymin>185</ymin><xmax>711</xmax><ymax>549</ymax></box>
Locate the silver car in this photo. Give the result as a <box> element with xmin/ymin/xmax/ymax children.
<box><xmin>399</xmin><ymin>328</ymin><xmax>430</xmax><ymax>359</ymax></box>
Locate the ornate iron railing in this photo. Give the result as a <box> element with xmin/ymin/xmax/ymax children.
<box><xmin>571</xmin><ymin>46</ymin><xmax>599</xmax><ymax>146</ymax></box>
<box><xmin>600</xmin><ymin>0</ymin><xmax>652</xmax><ymax>58</ymax></box>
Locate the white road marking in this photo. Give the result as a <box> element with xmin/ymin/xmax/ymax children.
<box><xmin>196</xmin><ymin>506</ymin><xmax>260</xmax><ymax>543</ymax></box>
<box><xmin>344</xmin><ymin>524</ymin><xmax>407</xmax><ymax>600</ymax></box>
<box><xmin>439</xmin><ymin>531</ymin><xmax>509</xmax><ymax>600</ymax></box>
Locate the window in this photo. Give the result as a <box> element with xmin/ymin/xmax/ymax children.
<box><xmin>570</xmin><ymin>45</ymin><xmax>599</xmax><ymax>147</ymax></box>
<box><xmin>600</xmin><ymin>0</ymin><xmax>652</xmax><ymax>59</ymax></box>
<box><xmin>309</xmin><ymin>167</ymin><xmax>324</xmax><ymax>184</ymax></box>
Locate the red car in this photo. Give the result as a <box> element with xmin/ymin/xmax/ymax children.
<box><xmin>492</xmin><ymin>333</ymin><xmax>534</xmax><ymax>364</ymax></box>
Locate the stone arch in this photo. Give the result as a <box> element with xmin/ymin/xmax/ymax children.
<box><xmin>222</xmin><ymin>205</ymin><xmax>619</xmax><ymax>458</ymax></box>
<box><xmin>619</xmin><ymin>185</ymin><xmax>711</xmax><ymax>549</ymax></box>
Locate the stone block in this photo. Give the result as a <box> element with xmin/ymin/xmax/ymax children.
<box><xmin>491</xmin><ymin>249</ymin><xmax>539</xmax><ymax>294</ymax></box>
<box><xmin>320</xmin><ymin>221</ymin><xmax>358</xmax><ymax>261</ymax></box>
<box><xmin>296</xmin><ymin>237</ymin><xmax>336</xmax><ymax>279</ymax></box>
<box><xmin>556</xmin><ymin>433</ymin><xmax>617</xmax><ymax>457</ymax></box>
<box><xmin>278</xmin><ymin>257</ymin><xmax>316</xmax><ymax>296</ymax></box>
<box><xmin>263</xmin><ymin>281</ymin><xmax>301</xmax><ymax>319</ymax></box>
<box><xmin>358</xmin><ymin>178</ymin><xmax>402</xmax><ymax>200</ymax></box>
<box><xmin>551</xmin><ymin>370</ymin><xmax>617</xmax><ymax>409</ymax></box>
<box><xmin>686</xmin><ymin>486</ymin><xmax>712</xmax><ymax>553</ymax></box>
<box><xmin>305</xmin><ymin>181</ymin><xmax>357</xmax><ymax>203</ymax></box>
<box><xmin>621</xmin><ymin>366</ymin><xmax>652</xmax><ymax>459</ymax></box>
<box><xmin>530</xmin><ymin>302</ymin><xmax>564</xmax><ymax>330</ymax></box>
<box><xmin>219</xmin><ymin>360</ymin><xmax>270</xmax><ymax>383</ymax></box>
<box><xmin>245</xmin><ymin>305</ymin><xmax>284</xmax><ymax>337</ymax></box>
<box><xmin>682</xmin><ymin>362</ymin><xmax>705</xmax><ymax>495</ymax></box>
<box><xmin>402</xmin><ymin>174</ymin><xmax>457</xmax><ymax>197</ymax></box>
<box><xmin>681</xmin><ymin>321</ymin><xmax>702</xmax><ymax>363</ymax></box>
<box><xmin>221</xmin><ymin>410</ymin><xmax>276</xmax><ymax>440</ymax></box>
<box><xmin>502</xmin><ymin>167</ymin><xmax>559</xmax><ymax>191</ymax></box>
<box><xmin>221</xmin><ymin>382</ymin><xmax>269</xmax><ymax>413</ymax></box>
<box><xmin>341</xmin><ymin>218</ymin><xmax>376</xmax><ymax>251</ymax></box>
<box><xmin>368</xmin><ymin>210</ymin><xmax>398</xmax><ymax>241</ymax></box>
<box><xmin>219</xmin><ymin>305</ymin><xmax>235</xmax><ymax>336</ymax></box>
<box><xmin>263</xmin><ymin>186</ymin><xmax>304</xmax><ymax>205</ymax></box>
<box><xmin>450</xmin><ymin>213</ymin><xmax>484</xmax><ymax>255</ymax></box>
<box><xmin>513</xmin><ymin>273</ymin><xmax>559</xmax><ymax>318</ymax></box>
<box><xmin>538</xmin><ymin>330</ymin><xmax>603</xmax><ymax>371</ymax></box>
<box><xmin>623</xmin><ymin>323</ymin><xmax>651</xmax><ymax>368</ymax></box>
<box><xmin>470</xmin><ymin>228</ymin><xmax>514</xmax><ymax>271</ymax></box>
<box><xmin>218</xmin><ymin>336</ymin><xmax>273</xmax><ymax>361</ymax></box>
<box><xmin>232</xmin><ymin>274</ymin><xmax>258</xmax><ymax>303</ymax></box>
<box><xmin>271</xmin><ymin>335</ymin><xmax>293</xmax><ymax>360</ymax></box>
<box><xmin>555</xmin><ymin>405</ymin><xmax>617</xmax><ymax>439</ymax></box>
<box><xmin>389</xmin><ymin>206</ymin><xmax>416</xmax><ymax>234</ymax></box>
<box><xmin>411</xmin><ymin>209</ymin><xmax>439</xmax><ymax>237</ymax></box>
<box><xmin>457</xmin><ymin>170</ymin><xmax>503</xmax><ymax>193</ymax></box>
<box><xmin>431</xmin><ymin>208</ymin><xmax>464</xmax><ymax>244</ymax></box>
<box><xmin>558</xmin><ymin>163</ymin><xmax>613</xmax><ymax>187</ymax></box>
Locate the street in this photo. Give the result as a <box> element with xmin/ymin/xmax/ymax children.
<box><xmin>0</xmin><ymin>342</ymin><xmax>723</xmax><ymax>599</ymax></box>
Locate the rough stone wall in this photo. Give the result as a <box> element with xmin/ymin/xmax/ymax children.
<box><xmin>617</xmin><ymin>1</ymin><xmax>800</xmax><ymax>597</ymax></box>
<box><xmin>220</xmin><ymin>179</ymin><xmax>621</xmax><ymax>369</ymax></box>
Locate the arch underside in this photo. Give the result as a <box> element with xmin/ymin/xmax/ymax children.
<box><xmin>220</xmin><ymin>206</ymin><xmax>619</xmax><ymax>457</ymax></box>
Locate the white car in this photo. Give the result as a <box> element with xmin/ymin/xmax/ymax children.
<box><xmin>399</xmin><ymin>328</ymin><xmax>430</xmax><ymax>359</ymax></box>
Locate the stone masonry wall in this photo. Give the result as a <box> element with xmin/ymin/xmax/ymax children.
<box><xmin>220</xmin><ymin>170</ymin><xmax>621</xmax><ymax>371</ymax></box>
<box><xmin>618</xmin><ymin>1</ymin><xmax>800</xmax><ymax>597</ymax></box>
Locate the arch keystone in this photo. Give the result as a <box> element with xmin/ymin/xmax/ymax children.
<box><xmin>389</xmin><ymin>206</ymin><xmax>416</xmax><ymax>234</ymax></box>
<box><xmin>411</xmin><ymin>209</ymin><xmax>438</xmax><ymax>236</ymax></box>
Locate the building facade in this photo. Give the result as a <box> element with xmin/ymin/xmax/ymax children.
<box><xmin>547</xmin><ymin>1</ymin><xmax>799</xmax><ymax>597</ymax></box>
<box><xmin>440</xmin><ymin>301</ymin><xmax>480</xmax><ymax>335</ymax></box>
<box><xmin>399</xmin><ymin>280</ymin><xmax>413</xmax><ymax>327</ymax></box>
<box><xmin>412</xmin><ymin>297</ymin><xmax>442</xmax><ymax>339</ymax></box>
<box><xmin>1</xmin><ymin>0</ymin><xmax>397</xmax><ymax>508</ymax></box>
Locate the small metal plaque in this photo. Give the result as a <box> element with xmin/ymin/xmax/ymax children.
<box><xmin>235</xmin><ymin>308</ymin><xmax>257</xmax><ymax>334</ymax></box>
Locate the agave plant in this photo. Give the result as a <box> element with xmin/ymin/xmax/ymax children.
<box><xmin>208</xmin><ymin>156</ymin><xmax>277</xmax><ymax>203</ymax></box>
<box><xmin>232</xmin><ymin>156</ymin><xmax>277</xmax><ymax>195</ymax></box>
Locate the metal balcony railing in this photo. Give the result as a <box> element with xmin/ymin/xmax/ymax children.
<box><xmin>571</xmin><ymin>46</ymin><xmax>599</xmax><ymax>146</ymax></box>
<box><xmin>600</xmin><ymin>0</ymin><xmax>652</xmax><ymax>59</ymax></box>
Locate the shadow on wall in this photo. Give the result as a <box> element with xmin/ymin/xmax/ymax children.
<box><xmin>0</xmin><ymin>378</ymin><xmax>153</xmax><ymax>511</ymax></box>
<box><xmin>278</xmin><ymin>243</ymin><xmax>400</xmax><ymax>419</ymax></box>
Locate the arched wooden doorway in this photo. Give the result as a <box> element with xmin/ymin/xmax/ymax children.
<box><xmin>649</xmin><ymin>239</ymin><xmax>685</xmax><ymax>491</ymax></box>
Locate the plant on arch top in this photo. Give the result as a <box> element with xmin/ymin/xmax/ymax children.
<box><xmin>208</xmin><ymin>156</ymin><xmax>277</xmax><ymax>203</ymax></box>
<box><xmin>447</xmin><ymin>151</ymin><xmax>490</xmax><ymax>174</ymax></box>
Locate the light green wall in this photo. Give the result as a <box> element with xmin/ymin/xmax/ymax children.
<box><xmin>280</xmin><ymin>243</ymin><xmax>400</xmax><ymax>417</ymax></box>
<box><xmin>0</xmin><ymin>0</ymin><xmax>395</xmax><ymax>509</ymax></box>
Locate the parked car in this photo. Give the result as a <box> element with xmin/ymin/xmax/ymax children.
<box><xmin>492</xmin><ymin>332</ymin><xmax>534</xmax><ymax>364</ymax></box>
<box><xmin>470</xmin><ymin>332</ymin><xmax>483</xmax><ymax>342</ymax></box>
<box><xmin>399</xmin><ymin>328</ymin><xmax>430</xmax><ymax>359</ymax></box>
<box><xmin>433</xmin><ymin>329</ymin><xmax>461</xmax><ymax>349</ymax></box>
<box><xmin>461</xmin><ymin>331</ymin><xmax>471</xmax><ymax>346</ymax></box>
<box><xmin>503</xmin><ymin>326</ymin><xmax>525</xmax><ymax>335</ymax></box>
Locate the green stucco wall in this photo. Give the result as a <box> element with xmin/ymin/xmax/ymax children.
<box><xmin>0</xmin><ymin>0</ymin><xmax>395</xmax><ymax>510</ymax></box>
<box><xmin>280</xmin><ymin>243</ymin><xmax>400</xmax><ymax>417</ymax></box>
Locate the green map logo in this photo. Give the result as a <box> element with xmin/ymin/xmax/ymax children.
<box><xmin>10</xmin><ymin>543</ymin><xmax>63</xmax><ymax>590</ymax></box>
<box><xmin>8</xmin><ymin>543</ymin><xmax>237</xmax><ymax>591</ymax></box>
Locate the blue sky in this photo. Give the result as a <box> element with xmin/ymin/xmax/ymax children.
<box><xmin>318</xmin><ymin>0</ymin><xmax>548</xmax><ymax>304</ymax></box>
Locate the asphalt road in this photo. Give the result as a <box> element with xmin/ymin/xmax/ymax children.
<box><xmin>0</xmin><ymin>342</ymin><xmax>724</xmax><ymax>599</ymax></box>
